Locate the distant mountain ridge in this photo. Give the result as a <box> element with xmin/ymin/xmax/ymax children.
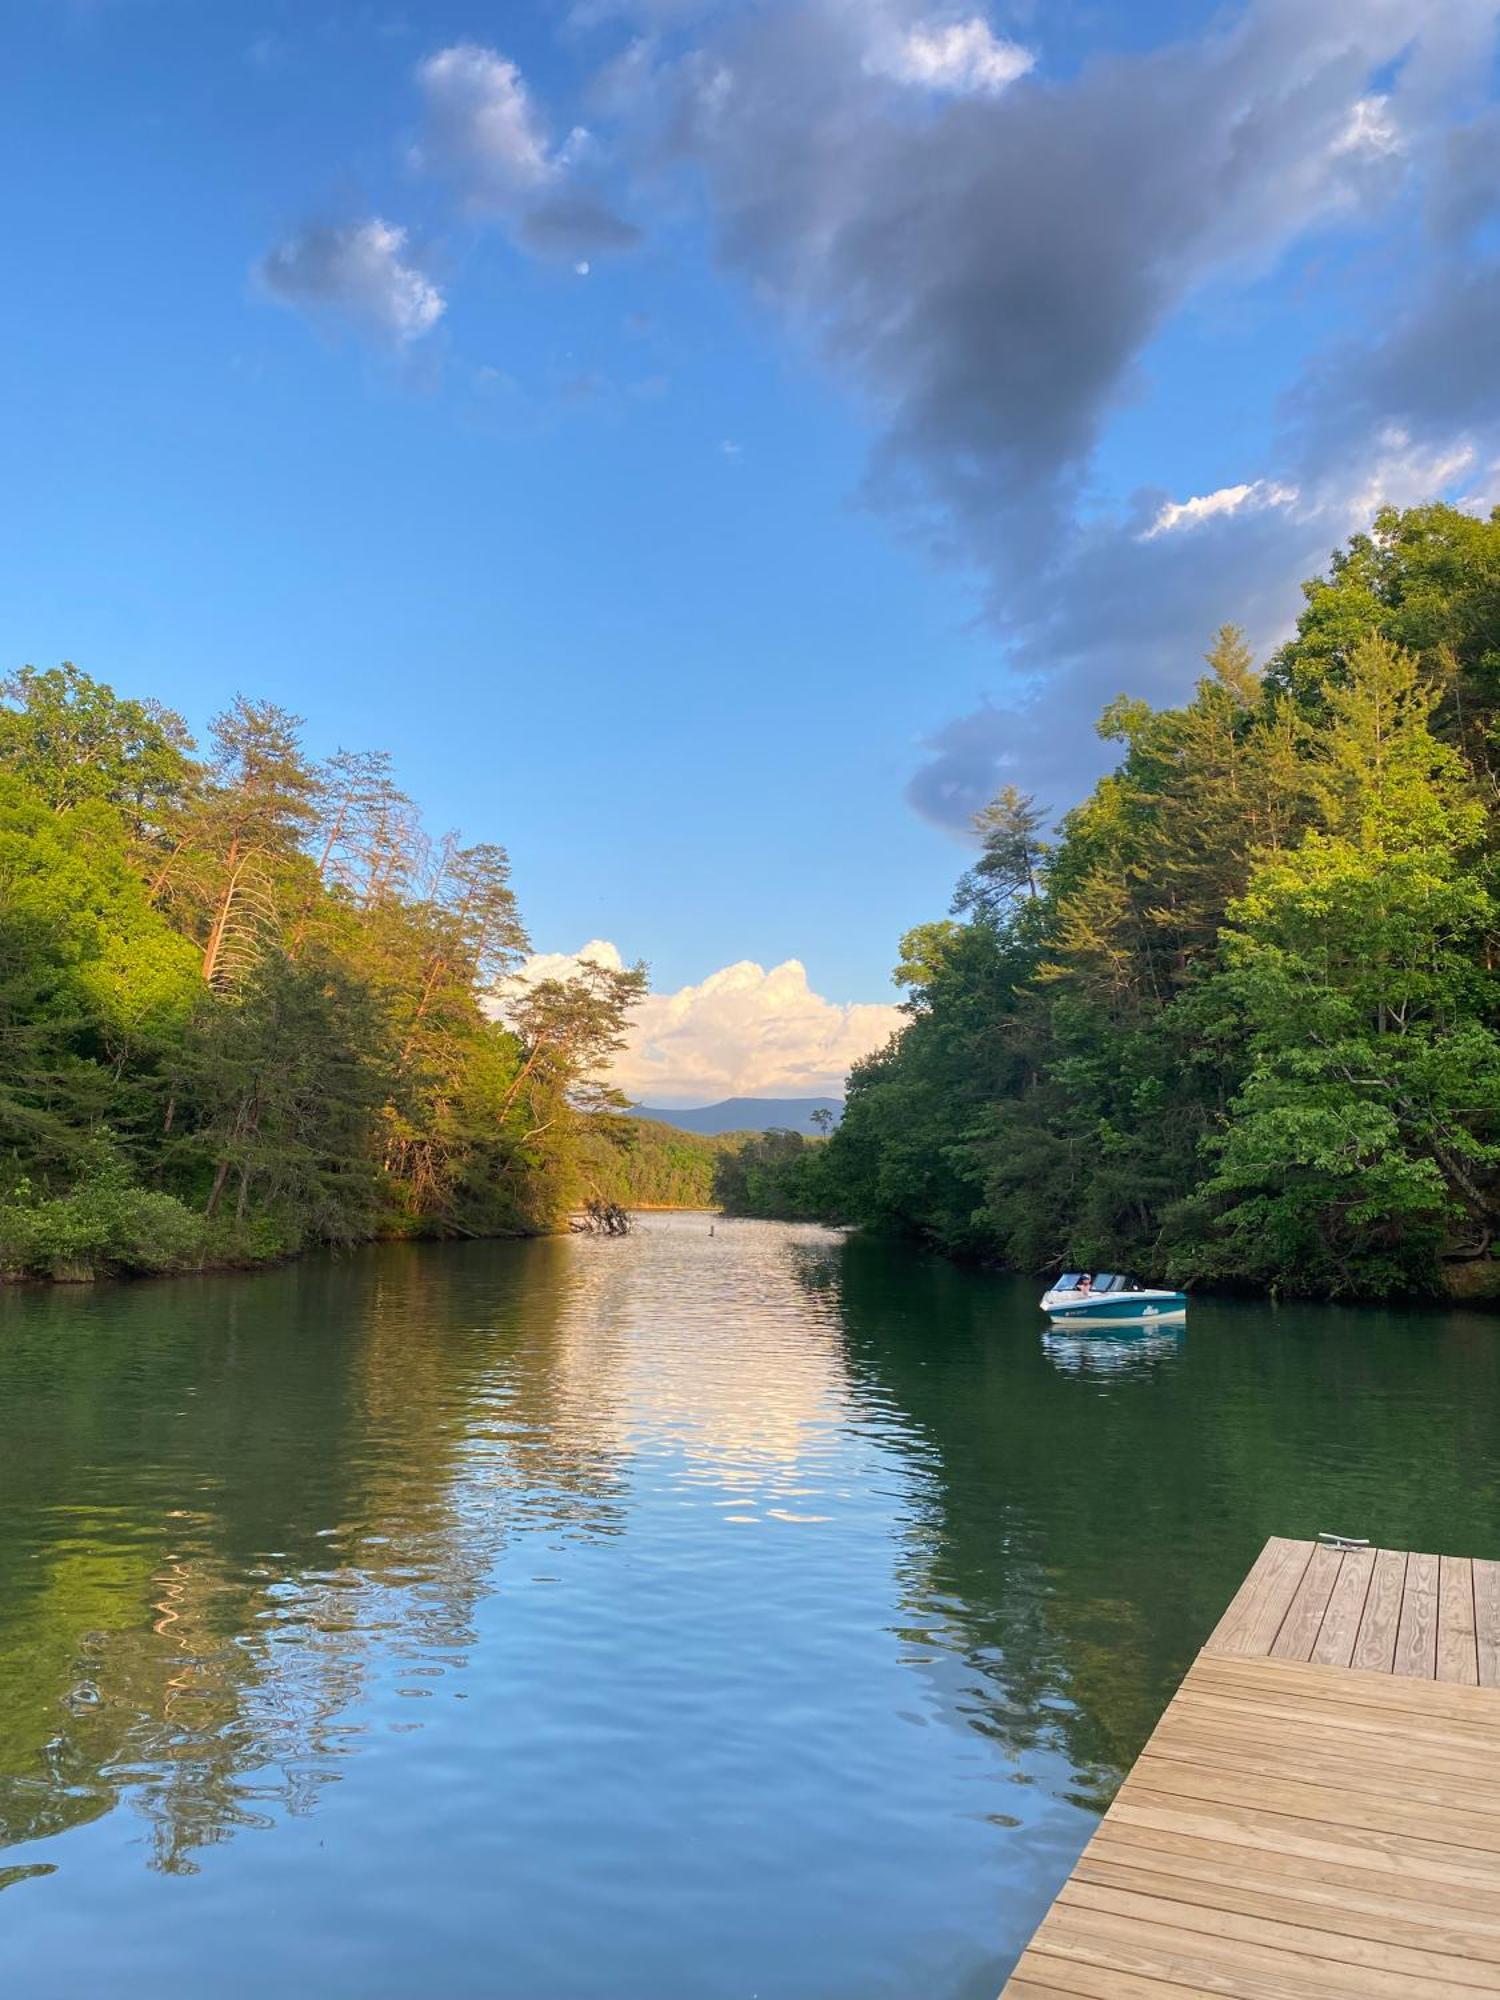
<box><xmin>627</xmin><ymin>1097</ymin><xmax>842</xmax><ymax>1137</ymax></box>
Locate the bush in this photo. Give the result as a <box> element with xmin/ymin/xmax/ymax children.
<box><xmin>0</xmin><ymin>1156</ymin><xmax>204</xmax><ymax>1281</ymax></box>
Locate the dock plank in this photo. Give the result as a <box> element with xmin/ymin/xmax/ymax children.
<box><xmin>1270</xmin><ymin>1543</ymin><xmax>1343</xmax><ymax>1663</ymax></box>
<box><xmin>1188</xmin><ymin>1651</ymin><xmax>1500</xmax><ymax>1724</ymax></box>
<box><xmin>1476</xmin><ymin>1561</ymin><xmax>1500</xmax><ymax>1690</ymax></box>
<box><xmin>1113</xmin><ymin>1790</ymin><xmax>1500</xmax><ymax>1891</ymax></box>
<box><xmin>1006</xmin><ymin>1969</ymin><xmax>1202</xmax><ymax>1999</ymax></box>
<box><xmin>1085</xmin><ymin>1822</ymin><xmax>1500</xmax><ymax>1928</ymax></box>
<box><xmin>1144</xmin><ymin>1720</ymin><xmax>1500</xmax><ymax>1816</ymax></box>
<box><xmin>1352</xmin><ymin>1547</ymin><xmax>1408</xmax><ymax>1673</ymax></box>
<box><xmin>1204</xmin><ymin>1537</ymin><xmax>1314</xmax><ymax>1658</ymax></box>
<box><xmin>1309</xmin><ymin>1545</ymin><xmax>1376</xmax><ymax>1668</ymax></box>
<box><xmin>1000</xmin><ymin>1537</ymin><xmax>1500</xmax><ymax>1999</ymax></box>
<box><xmin>1030</xmin><ymin>1900</ymin><xmax>1488</xmax><ymax>1999</ymax></box>
<box><xmin>1439</xmin><ymin>1557</ymin><xmax>1480</xmax><ymax>1687</ymax></box>
<box><xmin>1075</xmin><ymin>1849</ymin><xmax>1500</xmax><ymax>1961</ymax></box>
<box><xmin>1057</xmin><ymin>1882</ymin><xmax>1500</xmax><ymax>1992</ymax></box>
<box><xmin>1396</xmin><ymin>1552</ymin><xmax>1441</xmax><ymax>1679</ymax></box>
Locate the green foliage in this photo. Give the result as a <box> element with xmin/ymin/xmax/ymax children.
<box><xmin>171</xmin><ymin>950</ymin><xmax>396</xmax><ymax>1248</ymax></box>
<box><xmin>1179</xmin><ymin>636</ymin><xmax>1500</xmax><ymax>1295</ymax></box>
<box><xmin>951</xmin><ymin>784</ymin><xmax>1049</xmax><ymax>921</ymax></box>
<box><xmin>575</xmin><ymin>1116</ymin><xmax>726</xmax><ymax>1209</ymax></box>
<box><xmin>0</xmin><ymin>1148</ymin><xmax>203</xmax><ymax>1281</ymax></box>
<box><xmin>0</xmin><ymin>776</ymin><xmax>200</xmax><ymax>1178</ymax></box>
<box><xmin>0</xmin><ymin>663</ymin><xmax>649</xmax><ymax>1282</ymax></box>
<box><xmin>0</xmin><ymin>663</ymin><xmax>193</xmax><ymax>827</ymax></box>
<box><xmin>713</xmin><ymin>1129</ymin><xmax>840</xmax><ymax>1220</ymax></box>
<box><xmin>763</xmin><ymin>505</ymin><xmax>1500</xmax><ymax>1299</ymax></box>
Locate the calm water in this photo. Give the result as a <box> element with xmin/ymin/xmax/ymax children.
<box><xmin>0</xmin><ymin>1217</ymin><xmax>1497</xmax><ymax>1997</ymax></box>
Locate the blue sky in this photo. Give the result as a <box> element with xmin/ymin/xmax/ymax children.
<box><xmin>5</xmin><ymin>0</ymin><xmax>1499</xmax><ymax>1097</ymax></box>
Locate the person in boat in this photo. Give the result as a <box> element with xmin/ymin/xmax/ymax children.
<box><xmin>1076</xmin><ymin>1272</ymin><xmax>1093</xmax><ymax>1295</ymax></box>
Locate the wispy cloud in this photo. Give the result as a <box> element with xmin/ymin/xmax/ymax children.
<box><xmin>1143</xmin><ymin>480</ymin><xmax>1298</xmax><ymax>539</ymax></box>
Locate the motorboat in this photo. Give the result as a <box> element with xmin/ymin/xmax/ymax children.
<box><xmin>1040</xmin><ymin>1270</ymin><xmax>1188</xmax><ymax>1326</ymax></box>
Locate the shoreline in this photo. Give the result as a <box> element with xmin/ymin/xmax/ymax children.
<box><xmin>7</xmin><ymin>1210</ymin><xmax>1495</xmax><ymax>1308</ymax></box>
<box><xmin>0</xmin><ymin>1205</ymin><xmax>737</xmax><ymax>1290</ymax></box>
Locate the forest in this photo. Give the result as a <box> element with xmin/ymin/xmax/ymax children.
<box><xmin>0</xmin><ymin>667</ymin><xmax>648</xmax><ymax>1280</ymax></box>
<box><xmin>575</xmin><ymin>1115</ymin><xmax>724</xmax><ymax>1210</ymax></box>
<box><xmin>718</xmin><ymin>505</ymin><xmax>1500</xmax><ymax>1300</ymax></box>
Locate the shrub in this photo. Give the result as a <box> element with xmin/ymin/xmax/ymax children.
<box><xmin>0</xmin><ymin>1156</ymin><xmax>204</xmax><ymax>1281</ymax></box>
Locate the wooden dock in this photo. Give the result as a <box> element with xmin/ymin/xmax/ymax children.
<box><xmin>1003</xmin><ymin>1537</ymin><xmax>1500</xmax><ymax>1997</ymax></box>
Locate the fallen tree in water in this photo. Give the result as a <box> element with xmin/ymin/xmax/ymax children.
<box><xmin>573</xmin><ymin>1199</ymin><xmax>632</xmax><ymax>1235</ymax></box>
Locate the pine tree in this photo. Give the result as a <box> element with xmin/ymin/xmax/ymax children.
<box><xmin>952</xmin><ymin>785</ymin><xmax>1050</xmax><ymax>923</ymax></box>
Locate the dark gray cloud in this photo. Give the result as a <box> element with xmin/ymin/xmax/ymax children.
<box><xmin>905</xmin><ymin>490</ymin><xmax>1333</xmax><ymax>825</ymax></box>
<box><xmin>519</xmin><ymin>192</ymin><xmax>644</xmax><ymax>257</ymax></box>
<box><xmin>646</xmin><ymin>0</ymin><xmax>1500</xmax><ymax>825</ymax></box>
<box><xmin>1338</xmin><ymin>263</ymin><xmax>1500</xmax><ymax>436</ymax></box>
<box><xmin>905</xmin><ymin>415</ymin><xmax>1490</xmax><ymax>825</ymax></box>
<box><xmin>1431</xmin><ymin>106</ymin><xmax>1500</xmax><ymax>240</ymax></box>
<box><xmin>677</xmin><ymin>2</ymin><xmax>1440</xmax><ymax>573</ymax></box>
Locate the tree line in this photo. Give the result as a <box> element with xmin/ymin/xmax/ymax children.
<box><xmin>717</xmin><ymin>505</ymin><xmax>1500</xmax><ymax>1299</ymax></box>
<box><xmin>575</xmin><ymin>1116</ymin><xmax>727</xmax><ymax>1209</ymax></box>
<box><xmin>0</xmin><ymin>666</ymin><xmax>646</xmax><ymax>1279</ymax></box>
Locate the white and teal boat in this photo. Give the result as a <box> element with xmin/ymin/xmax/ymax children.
<box><xmin>1041</xmin><ymin>1271</ymin><xmax>1188</xmax><ymax>1326</ymax></box>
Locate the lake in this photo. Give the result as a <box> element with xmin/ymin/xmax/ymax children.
<box><xmin>0</xmin><ymin>1215</ymin><xmax>1496</xmax><ymax>1997</ymax></box>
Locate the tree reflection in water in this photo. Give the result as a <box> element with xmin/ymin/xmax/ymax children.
<box><xmin>818</xmin><ymin>1231</ymin><xmax>1500</xmax><ymax>1812</ymax></box>
<box><xmin>0</xmin><ymin>1241</ymin><xmax>629</xmax><ymax>1873</ymax></box>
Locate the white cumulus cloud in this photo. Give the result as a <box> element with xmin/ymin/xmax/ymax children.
<box><xmin>413</xmin><ymin>43</ymin><xmax>641</xmax><ymax>258</ymax></box>
<box><xmin>259</xmin><ymin>218</ymin><xmax>444</xmax><ymax>344</ymax></box>
<box><xmin>500</xmin><ymin>939</ymin><xmax>626</xmax><ymax>989</ymax></box>
<box><xmin>867</xmin><ymin>16</ymin><xmax>1034</xmax><ymax>97</ymax></box>
<box><xmin>500</xmin><ymin>942</ymin><xmax>904</xmax><ymax>1105</ymax></box>
<box><xmin>415</xmin><ymin>44</ymin><xmax>560</xmax><ymax>204</ymax></box>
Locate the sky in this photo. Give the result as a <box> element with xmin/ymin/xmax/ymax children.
<box><xmin>5</xmin><ymin>0</ymin><xmax>1500</xmax><ymax>1101</ymax></box>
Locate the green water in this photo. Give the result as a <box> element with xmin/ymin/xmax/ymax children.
<box><xmin>0</xmin><ymin>1216</ymin><xmax>1496</xmax><ymax>1996</ymax></box>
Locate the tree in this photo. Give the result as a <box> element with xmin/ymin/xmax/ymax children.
<box><xmin>714</xmin><ymin>1128</ymin><xmax>838</xmax><ymax>1219</ymax></box>
<box><xmin>768</xmin><ymin>509</ymin><xmax>1500</xmax><ymax>1299</ymax></box>
<box><xmin>1268</xmin><ymin>503</ymin><xmax>1500</xmax><ymax>791</ymax></box>
<box><xmin>952</xmin><ymin>785</ymin><xmax>1049</xmax><ymax>923</ymax></box>
<box><xmin>0</xmin><ymin>654</ymin><xmax>635</xmax><ymax>1274</ymax></box>
<box><xmin>174</xmin><ymin>949</ymin><xmax>397</xmax><ymax>1245</ymax></box>
<box><xmin>149</xmin><ymin>698</ymin><xmax>326</xmax><ymax>990</ymax></box>
<box><xmin>500</xmin><ymin>956</ymin><xmax>650</xmax><ymax>1133</ymax></box>
<box><xmin>311</xmin><ymin>748</ymin><xmax>419</xmax><ymax>908</ymax></box>
<box><xmin>0</xmin><ymin>776</ymin><xmax>197</xmax><ymax>1184</ymax></box>
<box><xmin>1187</xmin><ymin>637</ymin><xmax>1500</xmax><ymax>1293</ymax></box>
<box><xmin>0</xmin><ymin>662</ymin><xmax>194</xmax><ymax>834</ymax></box>
<box><xmin>396</xmin><ymin>837</ymin><xmax>529</xmax><ymax>1060</ymax></box>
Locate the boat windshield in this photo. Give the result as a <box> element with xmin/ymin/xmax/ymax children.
<box><xmin>1093</xmin><ymin>1272</ymin><xmax>1117</xmax><ymax>1291</ymax></box>
<box><xmin>1057</xmin><ymin>1272</ymin><xmax>1083</xmax><ymax>1291</ymax></box>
